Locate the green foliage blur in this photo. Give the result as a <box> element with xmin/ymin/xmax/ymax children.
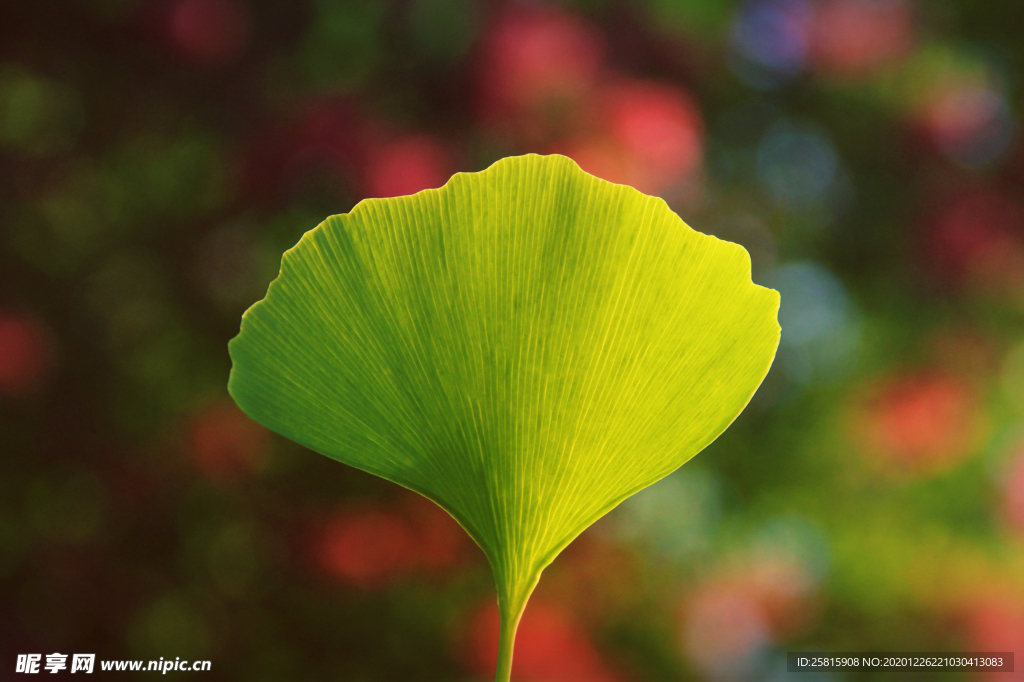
<box><xmin>2</xmin><ymin>0</ymin><xmax>1024</xmax><ymax>680</ymax></box>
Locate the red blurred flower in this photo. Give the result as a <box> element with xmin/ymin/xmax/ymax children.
<box><xmin>398</xmin><ymin>493</ymin><xmax>468</xmax><ymax>570</ymax></box>
<box><xmin>322</xmin><ymin>508</ymin><xmax>416</xmax><ymax>588</ymax></box>
<box><xmin>963</xmin><ymin>595</ymin><xmax>1024</xmax><ymax>681</ymax></box>
<box><xmin>1000</xmin><ymin>444</ymin><xmax>1024</xmax><ymax>532</ymax></box>
<box><xmin>605</xmin><ymin>81</ymin><xmax>702</xmax><ymax>188</ymax></box>
<box><xmin>466</xmin><ymin>601</ymin><xmax>620</xmax><ymax>682</ymax></box>
<box><xmin>683</xmin><ymin>581</ymin><xmax>770</xmax><ymax>679</ymax></box>
<box><xmin>480</xmin><ymin>8</ymin><xmax>603</xmax><ymax>115</ymax></box>
<box><xmin>188</xmin><ymin>401</ymin><xmax>269</xmax><ymax>479</ymax></box>
<box><xmin>918</xmin><ymin>78</ymin><xmax>1014</xmax><ymax>167</ymax></box>
<box><xmin>748</xmin><ymin>555</ymin><xmax>819</xmax><ymax>638</ymax></box>
<box><xmin>682</xmin><ymin>557</ymin><xmax>817</xmax><ymax>677</ymax></box>
<box><xmin>855</xmin><ymin>371</ymin><xmax>985</xmax><ymax>473</ymax></box>
<box><xmin>925</xmin><ymin>189</ymin><xmax>1024</xmax><ymax>302</ymax></box>
<box><xmin>319</xmin><ymin>494</ymin><xmax>470</xmax><ymax>588</ymax></box>
<box><xmin>561</xmin><ymin>80</ymin><xmax>704</xmax><ymax>194</ymax></box>
<box><xmin>558</xmin><ymin>141</ymin><xmax>629</xmax><ymax>186</ymax></box>
<box><xmin>0</xmin><ymin>313</ymin><xmax>54</xmax><ymax>395</ymax></box>
<box><xmin>810</xmin><ymin>0</ymin><xmax>913</xmax><ymax>76</ymax></box>
<box><xmin>364</xmin><ymin>135</ymin><xmax>452</xmax><ymax>199</ymax></box>
<box><xmin>168</xmin><ymin>0</ymin><xmax>251</xmax><ymax>67</ymax></box>
<box><xmin>477</xmin><ymin>7</ymin><xmax>604</xmax><ymax>144</ymax></box>
<box><xmin>476</xmin><ymin>7</ymin><xmax>702</xmax><ymax>194</ymax></box>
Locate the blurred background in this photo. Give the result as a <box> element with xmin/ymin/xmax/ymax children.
<box><xmin>2</xmin><ymin>0</ymin><xmax>1024</xmax><ymax>679</ymax></box>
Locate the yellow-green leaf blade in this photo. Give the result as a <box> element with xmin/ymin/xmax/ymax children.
<box><xmin>227</xmin><ymin>153</ymin><xmax>779</xmax><ymax>641</ymax></box>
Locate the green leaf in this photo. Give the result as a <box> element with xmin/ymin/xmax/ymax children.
<box><xmin>228</xmin><ymin>154</ymin><xmax>779</xmax><ymax>680</ymax></box>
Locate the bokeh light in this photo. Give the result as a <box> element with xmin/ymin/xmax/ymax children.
<box><xmin>561</xmin><ymin>79</ymin><xmax>704</xmax><ymax>195</ymax></box>
<box><xmin>167</xmin><ymin>0</ymin><xmax>252</xmax><ymax>67</ymax></box>
<box><xmin>1001</xmin><ymin>341</ymin><xmax>1024</xmax><ymax>411</ymax></box>
<box><xmin>610</xmin><ymin>467</ymin><xmax>721</xmax><ymax>560</ymax></box>
<box><xmin>680</xmin><ymin>519</ymin><xmax>827</xmax><ymax>680</ymax></box>
<box><xmin>320</xmin><ymin>507</ymin><xmax>415</xmax><ymax>588</ymax></box>
<box><xmin>188</xmin><ymin>401</ymin><xmax>269</xmax><ymax>480</ymax></box>
<box><xmin>594</xmin><ymin>80</ymin><xmax>703</xmax><ymax>193</ymax></box>
<box><xmin>924</xmin><ymin>81</ymin><xmax>1015</xmax><ymax>168</ymax></box>
<box><xmin>297</xmin><ymin>0</ymin><xmax>385</xmax><ymax>92</ymax></box>
<box><xmin>684</xmin><ymin>580</ymin><xmax>771</xmax><ymax>680</ymax></box>
<box><xmin>763</xmin><ymin>261</ymin><xmax>860</xmax><ymax>385</ymax></box>
<box><xmin>478</xmin><ymin>6</ymin><xmax>603</xmax><ymax>131</ymax></box>
<box><xmin>898</xmin><ymin>46</ymin><xmax>1017</xmax><ymax>168</ymax></box>
<box><xmin>756</xmin><ymin>120</ymin><xmax>839</xmax><ymax>210</ymax></box>
<box><xmin>603</xmin><ymin>81</ymin><xmax>703</xmax><ymax>183</ymax></box>
<box><xmin>467</xmin><ymin>601</ymin><xmax>620</xmax><ymax>682</ymax></box>
<box><xmin>408</xmin><ymin>0</ymin><xmax>480</xmax><ymax>63</ymax></box>
<box><xmin>0</xmin><ymin>66</ymin><xmax>82</xmax><ymax>156</ymax></box>
<box><xmin>319</xmin><ymin>494</ymin><xmax>467</xmax><ymax>588</ymax></box>
<box><xmin>0</xmin><ymin>313</ymin><xmax>54</xmax><ymax>395</ymax></box>
<box><xmin>809</xmin><ymin>0</ymin><xmax>914</xmax><ymax>77</ymax></box>
<box><xmin>855</xmin><ymin>371</ymin><xmax>986</xmax><ymax>474</ymax></box>
<box><xmin>962</xmin><ymin>595</ymin><xmax>1024</xmax><ymax>681</ymax></box>
<box><xmin>730</xmin><ymin>0</ymin><xmax>813</xmax><ymax>88</ymax></box>
<box><xmin>364</xmin><ymin>135</ymin><xmax>452</xmax><ymax>199</ymax></box>
<box><xmin>1000</xmin><ymin>441</ymin><xmax>1024</xmax><ymax>532</ymax></box>
<box><xmin>924</xmin><ymin>188</ymin><xmax>1024</xmax><ymax>304</ymax></box>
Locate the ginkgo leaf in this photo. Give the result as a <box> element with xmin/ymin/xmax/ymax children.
<box><xmin>228</xmin><ymin>153</ymin><xmax>780</xmax><ymax>681</ymax></box>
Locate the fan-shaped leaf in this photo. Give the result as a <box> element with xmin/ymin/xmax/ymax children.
<box><xmin>228</xmin><ymin>154</ymin><xmax>780</xmax><ymax>680</ymax></box>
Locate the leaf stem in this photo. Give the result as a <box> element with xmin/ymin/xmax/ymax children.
<box><xmin>494</xmin><ymin>599</ymin><xmax>521</xmax><ymax>682</ymax></box>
